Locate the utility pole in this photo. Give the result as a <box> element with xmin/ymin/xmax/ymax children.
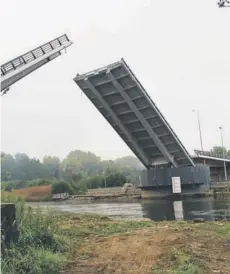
<box><xmin>219</xmin><ymin>126</ymin><xmax>227</xmax><ymax>181</ymax></box>
<box><xmin>193</xmin><ymin>110</ymin><xmax>204</xmax><ymax>151</ymax></box>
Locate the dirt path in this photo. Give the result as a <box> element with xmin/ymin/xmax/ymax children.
<box><xmin>67</xmin><ymin>229</ymin><xmax>181</xmax><ymax>274</ymax></box>
<box><xmin>72</xmin><ymin>230</ymin><xmax>181</xmax><ymax>274</ymax></box>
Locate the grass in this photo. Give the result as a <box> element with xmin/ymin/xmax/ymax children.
<box><xmin>54</xmin><ymin>216</ymin><xmax>230</xmax><ymax>273</ymax></box>
<box><xmin>150</xmin><ymin>221</ymin><xmax>230</xmax><ymax>274</ymax></box>
<box><xmin>1</xmin><ymin>248</ymin><xmax>67</xmax><ymax>274</ymax></box>
<box><xmin>152</xmin><ymin>247</ymin><xmax>203</xmax><ymax>274</ymax></box>
<box><xmin>1</xmin><ymin>194</ymin><xmax>71</xmax><ymax>274</ymax></box>
<box><xmin>58</xmin><ymin>214</ymin><xmax>153</xmax><ymax>238</ymax></box>
<box><xmin>1</xmin><ymin>185</ymin><xmax>52</xmax><ymax>201</ymax></box>
<box><xmin>1</xmin><ymin>194</ymin><xmax>230</xmax><ymax>273</ymax></box>
<box><xmin>59</xmin><ymin>217</ymin><xmax>230</xmax><ymax>273</ymax></box>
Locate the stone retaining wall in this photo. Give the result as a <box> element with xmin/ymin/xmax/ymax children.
<box><xmin>86</xmin><ymin>186</ymin><xmax>141</xmax><ymax>196</ymax></box>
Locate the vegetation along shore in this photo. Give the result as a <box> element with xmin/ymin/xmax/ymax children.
<box><xmin>1</xmin><ymin>194</ymin><xmax>230</xmax><ymax>274</ymax></box>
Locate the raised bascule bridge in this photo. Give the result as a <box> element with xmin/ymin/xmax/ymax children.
<box><xmin>2</xmin><ymin>37</ymin><xmax>228</xmax><ymax>196</ymax></box>
<box><xmin>74</xmin><ymin>59</ymin><xmax>228</xmax><ymax>196</ymax></box>
<box><xmin>1</xmin><ymin>34</ymin><xmax>72</xmax><ymax>96</ymax></box>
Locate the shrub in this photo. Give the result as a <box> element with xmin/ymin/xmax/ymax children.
<box><xmin>37</xmin><ymin>180</ymin><xmax>52</xmax><ymax>186</ymax></box>
<box><xmin>70</xmin><ymin>180</ymin><xmax>88</xmax><ymax>195</ymax></box>
<box><xmin>14</xmin><ymin>181</ymin><xmax>27</xmax><ymax>190</ymax></box>
<box><xmin>51</xmin><ymin>181</ymin><xmax>73</xmax><ymax>195</ymax></box>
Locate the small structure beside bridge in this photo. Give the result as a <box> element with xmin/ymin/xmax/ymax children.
<box><xmin>192</xmin><ymin>150</ymin><xmax>230</xmax><ymax>183</ymax></box>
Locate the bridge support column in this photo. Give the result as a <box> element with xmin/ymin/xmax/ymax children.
<box><xmin>140</xmin><ymin>165</ymin><xmax>211</xmax><ymax>197</ymax></box>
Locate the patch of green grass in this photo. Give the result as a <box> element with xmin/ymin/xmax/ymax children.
<box><xmin>209</xmin><ymin>222</ymin><xmax>230</xmax><ymax>237</ymax></box>
<box><xmin>189</xmin><ymin>221</ymin><xmax>230</xmax><ymax>238</ymax></box>
<box><xmin>59</xmin><ymin>214</ymin><xmax>154</xmax><ymax>238</ymax></box>
<box><xmin>152</xmin><ymin>247</ymin><xmax>204</xmax><ymax>274</ymax></box>
<box><xmin>1</xmin><ymin>248</ymin><xmax>67</xmax><ymax>274</ymax></box>
<box><xmin>93</xmin><ymin>220</ymin><xmax>153</xmax><ymax>236</ymax></box>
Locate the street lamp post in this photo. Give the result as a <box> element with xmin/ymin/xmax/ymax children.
<box><xmin>104</xmin><ymin>176</ymin><xmax>107</xmax><ymax>188</ymax></box>
<box><xmin>193</xmin><ymin>110</ymin><xmax>204</xmax><ymax>151</ymax></box>
<box><xmin>219</xmin><ymin>126</ymin><xmax>227</xmax><ymax>181</ymax></box>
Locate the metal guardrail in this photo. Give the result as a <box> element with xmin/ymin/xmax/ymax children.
<box><xmin>1</xmin><ymin>34</ymin><xmax>70</xmax><ymax>76</ymax></box>
<box><xmin>194</xmin><ymin>149</ymin><xmax>230</xmax><ymax>160</ymax></box>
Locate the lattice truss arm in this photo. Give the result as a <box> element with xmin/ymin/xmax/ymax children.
<box><xmin>1</xmin><ymin>34</ymin><xmax>72</xmax><ymax>96</ymax></box>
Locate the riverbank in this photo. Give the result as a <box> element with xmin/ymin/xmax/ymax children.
<box><xmin>61</xmin><ymin>215</ymin><xmax>230</xmax><ymax>274</ymax></box>
<box><xmin>2</xmin><ymin>195</ymin><xmax>230</xmax><ymax>273</ymax></box>
<box><xmin>61</xmin><ymin>183</ymin><xmax>230</xmax><ymax>201</ymax></box>
<box><xmin>3</xmin><ymin>182</ymin><xmax>230</xmax><ymax>203</ymax></box>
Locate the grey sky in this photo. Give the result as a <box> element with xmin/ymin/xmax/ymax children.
<box><xmin>1</xmin><ymin>0</ymin><xmax>230</xmax><ymax>161</ymax></box>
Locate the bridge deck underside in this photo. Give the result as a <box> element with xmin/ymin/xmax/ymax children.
<box><xmin>74</xmin><ymin>59</ymin><xmax>194</xmax><ymax>168</ymax></box>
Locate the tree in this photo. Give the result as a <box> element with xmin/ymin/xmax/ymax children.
<box><xmin>14</xmin><ymin>153</ymin><xmax>32</xmax><ymax>180</ymax></box>
<box><xmin>1</xmin><ymin>153</ymin><xmax>16</xmax><ymax>180</ymax></box>
<box><xmin>211</xmin><ymin>146</ymin><xmax>228</xmax><ymax>157</ymax></box>
<box><xmin>28</xmin><ymin>158</ymin><xmax>45</xmax><ymax>180</ymax></box>
<box><xmin>62</xmin><ymin>150</ymin><xmax>102</xmax><ymax>177</ymax></box>
<box><xmin>71</xmin><ymin>173</ymin><xmax>84</xmax><ymax>182</ymax></box>
<box><xmin>2</xmin><ymin>171</ymin><xmax>11</xmax><ymax>181</ymax></box>
<box><xmin>85</xmin><ymin>175</ymin><xmax>103</xmax><ymax>189</ymax></box>
<box><xmin>43</xmin><ymin>156</ymin><xmax>61</xmax><ymax>180</ymax></box>
<box><xmin>0</xmin><ymin>150</ymin><xmax>143</xmax><ymax>186</ymax></box>
<box><xmin>114</xmin><ymin>156</ymin><xmax>143</xmax><ymax>170</ymax></box>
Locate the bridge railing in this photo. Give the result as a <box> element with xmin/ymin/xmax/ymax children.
<box><xmin>1</xmin><ymin>34</ymin><xmax>70</xmax><ymax>76</ymax></box>
<box><xmin>194</xmin><ymin>149</ymin><xmax>230</xmax><ymax>160</ymax></box>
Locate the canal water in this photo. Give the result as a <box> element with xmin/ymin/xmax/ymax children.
<box><xmin>28</xmin><ymin>196</ymin><xmax>230</xmax><ymax>221</ymax></box>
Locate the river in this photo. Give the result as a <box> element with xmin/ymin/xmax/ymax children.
<box><xmin>28</xmin><ymin>196</ymin><xmax>230</xmax><ymax>221</ymax></box>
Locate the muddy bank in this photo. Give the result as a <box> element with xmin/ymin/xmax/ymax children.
<box><xmin>69</xmin><ymin>193</ymin><xmax>141</xmax><ymax>201</ymax></box>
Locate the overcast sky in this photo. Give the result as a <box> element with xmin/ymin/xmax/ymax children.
<box><xmin>1</xmin><ymin>0</ymin><xmax>230</xmax><ymax>161</ymax></box>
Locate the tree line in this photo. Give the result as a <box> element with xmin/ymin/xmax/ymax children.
<box><xmin>1</xmin><ymin>146</ymin><xmax>229</xmax><ymax>194</ymax></box>
<box><xmin>1</xmin><ymin>150</ymin><xmax>143</xmax><ymax>192</ymax></box>
<box><xmin>211</xmin><ymin>146</ymin><xmax>230</xmax><ymax>158</ymax></box>
<box><xmin>2</xmin><ymin>146</ymin><xmax>229</xmax><ymax>182</ymax></box>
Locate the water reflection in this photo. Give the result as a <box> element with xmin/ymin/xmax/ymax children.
<box><xmin>173</xmin><ymin>201</ymin><xmax>184</xmax><ymax>220</ymax></box>
<box><xmin>28</xmin><ymin>197</ymin><xmax>230</xmax><ymax>221</ymax></box>
<box><xmin>141</xmin><ymin>197</ymin><xmax>230</xmax><ymax>221</ymax></box>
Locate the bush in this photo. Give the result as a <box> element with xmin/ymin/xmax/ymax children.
<box><xmin>106</xmin><ymin>172</ymin><xmax>127</xmax><ymax>187</ymax></box>
<box><xmin>14</xmin><ymin>181</ymin><xmax>27</xmax><ymax>190</ymax></box>
<box><xmin>1</xmin><ymin>181</ymin><xmax>19</xmax><ymax>191</ymax></box>
<box><xmin>70</xmin><ymin>180</ymin><xmax>88</xmax><ymax>195</ymax></box>
<box><xmin>4</xmin><ymin>185</ymin><xmax>12</xmax><ymax>192</ymax></box>
<box><xmin>73</xmin><ymin>172</ymin><xmax>128</xmax><ymax>191</ymax></box>
<box><xmin>51</xmin><ymin>181</ymin><xmax>73</xmax><ymax>195</ymax></box>
<box><xmin>37</xmin><ymin>180</ymin><xmax>52</xmax><ymax>186</ymax></box>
